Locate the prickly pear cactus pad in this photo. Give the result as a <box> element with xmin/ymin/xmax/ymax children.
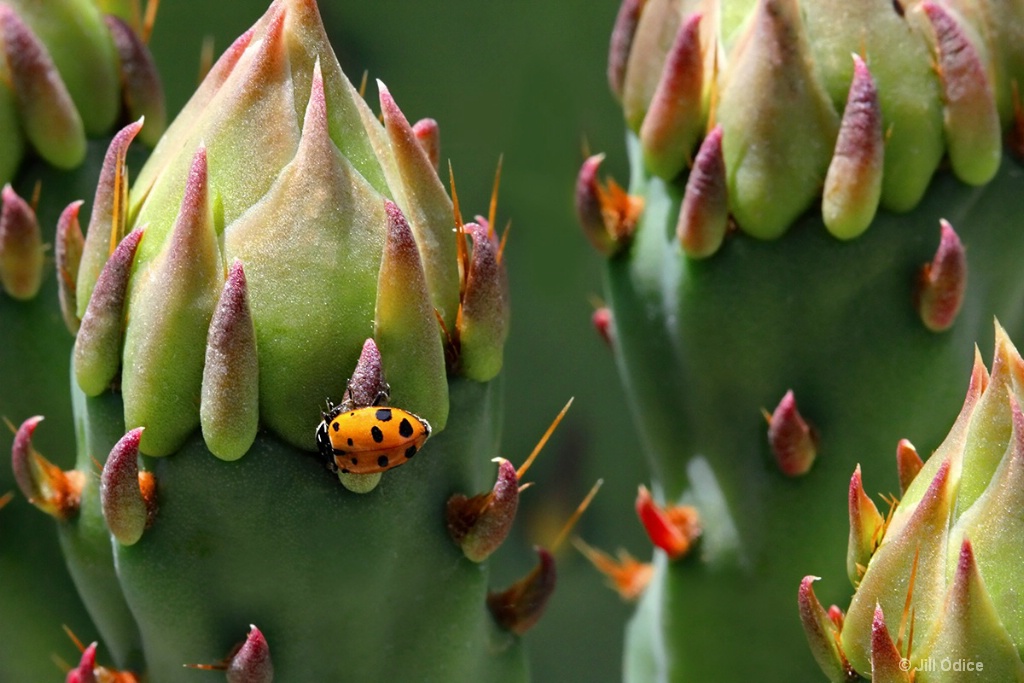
<box><xmin>11</xmin><ymin>0</ymin><xmax>541</xmax><ymax>679</ymax></box>
<box><xmin>578</xmin><ymin>0</ymin><xmax>1024</xmax><ymax>680</ymax></box>
<box><xmin>0</xmin><ymin>1</ymin><xmax>165</xmax><ymax>677</ymax></box>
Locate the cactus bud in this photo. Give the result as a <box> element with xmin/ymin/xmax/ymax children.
<box><xmin>487</xmin><ymin>547</ymin><xmax>557</xmax><ymax>635</ymax></box>
<box><xmin>916</xmin><ymin>220</ymin><xmax>967</xmax><ymax>333</ymax></box>
<box><xmin>0</xmin><ymin>184</ymin><xmax>44</xmax><ymax>299</ymax></box>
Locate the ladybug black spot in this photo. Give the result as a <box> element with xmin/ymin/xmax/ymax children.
<box><xmin>371</xmin><ymin>425</ymin><xmax>385</xmax><ymax>443</ymax></box>
<box><xmin>377</xmin><ymin>455</ymin><xmax>389</xmax><ymax>468</ymax></box>
<box><xmin>347</xmin><ymin>438</ymin><xmax>354</xmax><ymax>447</ymax></box>
<box><xmin>375</xmin><ymin>408</ymin><xmax>393</xmax><ymax>421</ymax></box>
<box><xmin>405</xmin><ymin>445</ymin><xmax>417</xmax><ymax>459</ymax></box>
<box><xmin>332</xmin><ymin>422</ymin><xmax>340</xmax><ymax>432</ymax></box>
<box><xmin>399</xmin><ymin>418</ymin><xmax>414</xmax><ymax>438</ymax></box>
<box><xmin>341</xmin><ymin>468</ymin><xmax>350</xmax><ymax>474</ymax></box>
<box><xmin>351</xmin><ymin>457</ymin><xmax>359</xmax><ymax>465</ymax></box>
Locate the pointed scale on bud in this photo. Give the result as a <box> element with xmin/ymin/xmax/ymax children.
<box><xmin>639</xmin><ymin>12</ymin><xmax>704</xmax><ymax>180</ymax></box>
<box><xmin>412</xmin><ymin>118</ymin><xmax>440</xmax><ymax>170</ymax></box>
<box><xmin>77</xmin><ymin>119</ymin><xmax>144</xmax><ymax>317</ymax></box>
<box><xmin>841</xmin><ymin>459</ymin><xmax>955</xmax><ymax>675</ymax></box>
<box><xmin>0</xmin><ymin>184</ymin><xmax>44</xmax><ymax>300</ymax></box>
<box><xmin>66</xmin><ymin>641</ymin><xmax>98</xmax><ymax>683</ymax></box>
<box><xmin>375</xmin><ymin>200</ymin><xmax>448</xmax><ymax>432</ymax></box>
<box><xmin>487</xmin><ymin>547</ymin><xmax>557</xmax><ymax>636</ymax></box>
<box><xmin>608</xmin><ymin>0</ymin><xmax>646</xmax><ymax>101</ymax></box>
<box><xmin>916</xmin><ymin>540</ymin><xmax>1024</xmax><ymax>679</ymax></box>
<box><xmin>73</xmin><ymin>227</ymin><xmax>144</xmax><ymax>396</ymax></box>
<box><xmin>336</xmin><ymin>339</ymin><xmax>388</xmax><ymax>495</ymax></box>
<box><xmin>575</xmin><ymin>153</ymin><xmax>642</xmax><ymax>256</ymax></box>
<box><xmin>916</xmin><ymin>219</ymin><xmax>967</xmax><ymax>333</ymax></box>
<box><xmin>677</xmin><ymin>125</ymin><xmax>728</xmax><ymax>259</ymax></box>
<box><xmin>896</xmin><ymin>439</ymin><xmax>923</xmax><ymax>496</ymax></box>
<box><xmin>56</xmin><ymin>200</ymin><xmax>85</xmax><ymax>333</ymax></box>
<box><xmin>11</xmin><ymin>416</ymin><xmax>84</xmax><ymax>521</ymax></box>
<box><xmin>636</xmin><ymin>484</ymin><xmax>700</xmax><ymax>560</ymax></box>
<box><xmin>766</xmin><ymin>390</ymin><xmax>818</xmax><ymax>477</ymax></box>
<box><xmin>457</xmin><ymin>221</ymin><xmax>509</xmax><ymax>382</ymax></box>
<box><xmin>869</xmin><ymin>604</ymin><xmax>909</xmax><ymax>683</ymax></box>
<box><xmin>592</xmin><ymin>306</ymin><xmax>614</xmax><ymax>348</ymax></box>
<box><xmin>574</xmin><ymin>539</ymin><xmax>653</xmax><ymax>600</ymax></box>
<box><xmin>822</xmin><ymin>54</ymin><xmax>883</xmax><ymax>241</ymax></box>
<box><xmin>0</xmin><ymin>4</ymin><xmax>85</xmax><ymax>169</ymax></box>
<box><xmin>447</xmin><ymin>458</ymin><xmax>519</xmax><ymax>562</ymax></box>
<box><xmin>103</xmin><ymin>16</ymin><xmax>166</xmax><ymax>147</ymax></box>
<box><xmin>717</xmin><ymin>0</ymin><xmax>839</xmax><ymax>239</ymax></box>
<box><xmin>226</xmin><ymin>625</ymin><xmax>274</xmax><ymax>683</ymax></box>
<box><xmin>798</xmin><ymin>577</ymin><xmax>853</xmax><ymax>683</ymax></box>
<box><xmin>201</xmin><ymin>260</ymin><xmax>259</xmax><ymax>462</ymax></box>
<box><xmin>919</xmin><ymin>1</ymin><xmax>1001</xmax><ymax>186</ymax></box>
<box><xmin>378</xmin><ymin>81</ymin><xmax>460</xmax><ymax>331</ymax></box>
<box><xmin>122</xmin><ymin>146</ymin><xmax>222</xmax><ymax>456</ymax></box>
<box><xmin>848</xmin><ymin>465</ymin><xmax>885</xmax><ymax>586</ymax></box>
<box><xmin>101</xmin><ymin>427</ymin><xmax>156</xmax><ymax>546</ymax></box>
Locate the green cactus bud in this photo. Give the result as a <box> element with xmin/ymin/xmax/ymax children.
<box><xmin>581</xmin><ymin>0</ymin><xmax>1024</xmax><ymax>679</ymax></box>
<box><xmin>58</xmin><ymin>1</ymin><xmax>525</xmax><ymax>679</ymax></box>
<box><xmin>803</xmin><ymin>326</ymin><xmax>1024</xmax><ymax>680</ymax></box>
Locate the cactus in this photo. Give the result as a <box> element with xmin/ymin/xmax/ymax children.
<box><xmin>10</xmin><ymin>0</ymin><xmax>563</xmax><ymax>679</ymax></box>
<box><xmin>801</xmin><ymin>324</ymin><xmax>1024</xmax><ymax>681</ymax></box>
<box><xmin>579</xmin><ymin>0</ymin><xmax>1024</xmax><ymax>680</ymax></box>
<box><xmin>0</xmin><ymin>1</ymin><xmax>164</xmax><ymax>678</ymax></box>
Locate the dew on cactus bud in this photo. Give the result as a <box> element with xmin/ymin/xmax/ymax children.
<box><xmin>635</xmin><ymin>484</ymin><xmax>701</xmax><ymax>560</ymax></box>
<box><xmin>0</xmin><ymin>183</ymin><xmax>44</xmax><ymax>300</ymax></box>
<box><xmin>487</xmin><ymin>547</ymin><xmax>557</xmax><ymax>636</ymax></box>
<box><xmin>915</xmin><ymin>220</ymin><xmax>967</xmax><ymax>333</ymax></box>
<box><xmin>10</xmin><ymin>415</ymin><xmax>84</xmax><ymax>521</ymax></box>
<box><xmin>765</xmin><ymin>390</ymin><xmax>818</xmax><ymax>477</ymax></box>
<box><xmin>822</xmin><ymin>54</ymin><xmax>884</xmax><ymax>241</ymax></box>
<box><xmin>100</xmin><ymin>427</ymin><xmax>156</xmax><ymax>546</ymax></box>
<box><xmin>676</xmin><ymin>124</ymin><xmax>728</xmax><ymax>259</ymax></box>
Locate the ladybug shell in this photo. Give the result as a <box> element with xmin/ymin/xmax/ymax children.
<box><xmin>324</xmin><ymin>406</ymin><xmax>431</xmax><ymax>474</ymax></box>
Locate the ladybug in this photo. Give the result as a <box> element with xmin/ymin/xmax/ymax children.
<box><xmin>316</xmin><ymin>391</ymin><xmax>431</xmax><ymax>475</ymax></box>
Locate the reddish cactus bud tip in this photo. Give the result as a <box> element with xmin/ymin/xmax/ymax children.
<box><xmin>226</xmin><ymin>625</ymin><xmax>274</xmax><ymax>683</ymax></box>
<box><xmin>799</xmin><ymin>576</ymin><xmax>854</xmax><ymax>682</ymax></box>
<box><xmin>487</xmin><ymin>547</ymin><xmax>557</xmax><ymax>635</ymax></box>
<box><xmin>848</xmin><ymin>465</ymin><xmax>885</xmax><ymax>585</ymax></box>
<box><xmin>11</xmin><ymin>415</ymin><xmax>83</xmax><ymax>520</ymax></box>
<box><xmin>101</xmin><ymin>428</ymin><xmax>156</xmax><ymax>546</ymax></box>
<box><xmin>446</xmin><ymin>457</ymin><xmax>519</xmax><ymax>562</ymax></box>
<box><xmin>635</xmin><ymin>484</ymin><xmax>701</xmax><ymax>560</ymax></box>
<box><xmin>608</xmin><ymin>0</ymin><xmax>646</xmax><ymax>100</ymax></box>
<box><xmin>66</xmin><ymin>641</ymin><xmax>99</xmax><ymax>683</ymax></box>
<box><xmin>56</xmin><ymin>200</ymin><xmax>86</xmax><ymax>334</ymax></box>
<box><xmin>412</xmin><ymin>118</ymin><xmax>440</xmax><ymax>170</ymax></box>
<box><xmin>896</xmin><ymin>439</ymin><xmax>923</xmax><ymax>496</ymax></box>
<box><xmin>343</xmin><ymin>338</ymin><xmax>387</xmax><ymax>409</ymax></box>
<box><xmin>677</xmin><ymin>125</ymin><xmax>728</xmax><ymax>258</ymax></box>
<box><xmin>766</xmin><ymin>390</ymin><xmax>818</xmax><ymax>477</ymax></box>
<box><xmin>916</xmin><ymin>220</ymin><xmax>966</xmax><ymax>333</ymax></box>
<box><xmin>0</xmin><ymin>183</ymin><xmax>45</xmax><ymax>300</ymax></box>
<box><xmin>575</xmin><ymin>154</ymin><xmax>642</xmax><ymax>256</ymax></box>
<box><xmin>592</xmin><ymin>306</ymin><xmax>614</xmax><ymax>348</ymax></box>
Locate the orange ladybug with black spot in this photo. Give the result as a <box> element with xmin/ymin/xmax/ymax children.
<box><xmin>316</xmin><ymin>390</ymin><xmax>431</xmax><ymax>475</ymax></box>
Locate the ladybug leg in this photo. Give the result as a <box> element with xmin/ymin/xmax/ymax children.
<box><xmin>372</xmin><ymin>382</ymin><xmax>391</xmax><ymax>407</ymax></box>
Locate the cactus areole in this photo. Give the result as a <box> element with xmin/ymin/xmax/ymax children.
<box><xmin>583</xmin><ymin>0</ymin><xmax>1024</xmax><ymax>680</ymax></box>
<box><xmin>46</xmin><ymin>0</ymin><xmax>528</xmax><ymax>679</ymax></box>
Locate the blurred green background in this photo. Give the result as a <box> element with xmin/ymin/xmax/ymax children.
<box><xmin>144</xmin><ymin>1</ymin><xmax>645</xmax><ymax>681</ymax></box>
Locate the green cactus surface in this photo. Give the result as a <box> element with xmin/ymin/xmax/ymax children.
<box><xmin>581</xmin><ymin>0</ymin><xmax>1024</xmax><ymax>680</ymax></box>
